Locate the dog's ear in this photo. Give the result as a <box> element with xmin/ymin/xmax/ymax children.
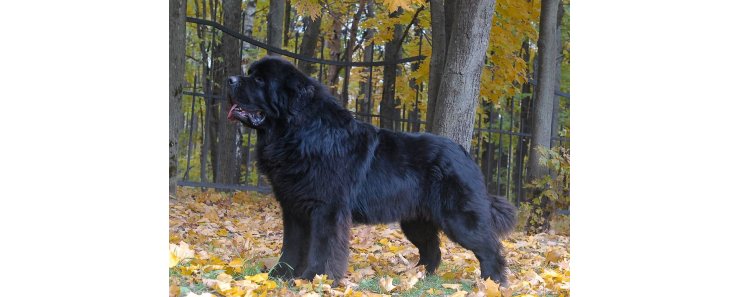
<box><xmin>284</xmin><ymin>71</ymin><xmax>315</xmax><ymax>115</ymax></box>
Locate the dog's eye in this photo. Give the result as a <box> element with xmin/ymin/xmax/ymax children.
<box><xmin>254</xmin><ymin>76</ymin><xmax>264</xmax><ymax>84</ymax></box>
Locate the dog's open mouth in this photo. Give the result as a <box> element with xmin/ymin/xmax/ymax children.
<box><xmin>228</xmin><ymin>105</ymin><xmax>265</xmax><ymax>126</ymax></box>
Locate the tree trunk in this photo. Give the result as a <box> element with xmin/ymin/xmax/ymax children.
<box><xmin>241</xmin><ymin>0</ymin><xmax>257</xmax><ymax>73</ymax></box>
<box><xmin>443</xmin><ymin>0</ymin><xmax>456</xmax><ymax>48</ymax></box>
<box><xmin>267</xmin><ymin>0</ymin><xmax>285</xmax><ymax>54</ymax></box>
<box><xmin>550</xmin><ymin>0</ymin><xmax>565</xmax><ymax>146</ymax></box>
<box><xmin>237</xmin><ymin>0</ymin><xmax>257</xmax><ymax>178</ymax></box>
<box><xmin>326</xmin><ymin>17</ymin><xmax>343</xmax><ymax>96</ymax></box>
<box><xmin>430</xmin><ymin>0</ymin><xmax>496</xmax><ymax>151</ymax></box>
<box><xmin>169</xmin><ymin>0</ymin><xmax>186</xmax><ymax>197</ymax></box>
<box><xmin>296</xmin><ymin>14</ymin><xmax>323</xmax><ymax>74</ymax></box>
<box><xmin>425</xmin><ymin>0</ymin><xmax>446</xmax><ymax>131</ymax></box>
<box><xmin>203</xmin><ymin>0</ymin><xmax>221</xmax><ymax>181</ymax></box>
<box><xmin>213</xmin><ymin>0</ymin><xmax>242</xmax><ymax>185</ymax></box>
<box><xmin>513</xmin><ymin>40</ymin><xmax>532</xmax><ymax>206</ymax></box>
<box><xmin>379</xmin><ymin>8</ymin><xmax>404</xmax><ymax>131</ymax></box>
<box><xmin>341</xmin><ymin>0</ymin><xmax>367</xmax><ymax>107</ymax></box>
<box><xmin>283</xmin><ymin>0</ymin><xmax>291</xmax><ymax>47</ymax></box>
<box><xmin>358</xmin><ymin>0</ymin><xmax>376</xmax><ymax>122</ymax></box>
<box><xmin>525</xmin><ymin>0</ymin><xmax>559</xmax><ymax>233</ymax></box>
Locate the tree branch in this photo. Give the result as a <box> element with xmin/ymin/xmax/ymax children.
<box><xmin>392</xmin><ymin>5</ymin><xmax>426</xmax><ymax>58</ymax></box>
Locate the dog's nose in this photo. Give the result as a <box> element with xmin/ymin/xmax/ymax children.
<box><xmin>228</xmin><ymin>76</ymin><xmax>240</xmax><ymax>86</ymax></box>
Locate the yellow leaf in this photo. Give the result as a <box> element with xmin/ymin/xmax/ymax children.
<box><xmin>441</xmin><ymin>271</ymin><xmax>460</xmax><ymax>280</ymax></box>
<box><xmin>221</xmin><ymin>286</ymin><xmax>246</xmax><ymax>297</ymax></box>
<box><xmin>217</xmin><ymin>228</ymin><xmax>229</xmax><ymax>236</ymax></box>
<box><xmin>216</xmin><ymin>273</ymin><xmax>233</xmax><ymax>290</ymax></box>
<box><xmin>312</xmin><ymin>274</ymin><xmax>333</xmax><ymax>286</ymax></box>
<box><xmin>293</xmin><ymin>279</ymin><xmax>309</xmax><ymax>287</ymax></box>
<box><xmin>482</xmin><ymin>278</ymin><xmax>502</xmax><ymax>297</ymax></box>
<box><xmin>169</xmin><ymin>241</ymin><xmax>194</xmax><ymax>267</ymax></box>
<box><xmin>169</xmin><ymin>251</ymin><xmax>179</xmax><ymax>268</ymax></box>
<box><xmin>228</xmin><ymin>258</ymin><xmax>244</xmax><ymax>268</ymax></box>
<box><xmin>261</xmin><ymin>280</ymin><xmax>277</xmax><ymax>290</ymax></box>
<box><xmin>443</xmin><ymin>283</ymin><xmax>462</xmax><ymax>290</ymax></box>
<box><xmin>379</xmin><ymin>276</ymin><xmax>396</xmax><ymax>293</ymax></box>
<box><xmin>244</xmin><ymin>273</ymin><xmax>269</xmax><ymax>283</ymax></box>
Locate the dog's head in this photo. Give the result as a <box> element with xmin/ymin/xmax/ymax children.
<box><xmin>227</xmin><ymin>56</ymin><xmax>315</xmax><ymax>129</ymax></box>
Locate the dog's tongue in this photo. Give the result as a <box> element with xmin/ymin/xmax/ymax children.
<box><xmin>227</xmin><ymin>104</ymin><xmax>237</xmax><ymax>121</ymax></box>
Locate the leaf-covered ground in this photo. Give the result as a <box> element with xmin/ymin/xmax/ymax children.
<box><xmin>170</xmin><ymin>189</ymin><xmax>569</xmax><ymax>297</ymax></box>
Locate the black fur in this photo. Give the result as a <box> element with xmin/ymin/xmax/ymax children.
<box><xmin>227</xmin><ymin>56</ymin><xmax>517</xmax><ymax>285</ymax></box>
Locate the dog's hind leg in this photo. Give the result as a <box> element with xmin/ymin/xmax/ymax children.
<box><xmin>400</xmin><ymin>219</ymin><xmax>442</xmax><ymax>273</ymax></box>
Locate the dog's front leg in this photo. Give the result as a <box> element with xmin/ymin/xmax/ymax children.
<box><xmin>299</xmin><ymin>204</ymin><xmax>351</xmax><ymax>281</ymax></box>
<box><xmin>270</xmin><ymin>208</ymin><xmax>310</xmax><ymax>279</ymax></box>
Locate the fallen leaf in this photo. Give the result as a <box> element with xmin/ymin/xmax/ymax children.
<box><xmin>443</xmin><ymin>283</ymin><xmax>462</xmax><ymax>290</ymax></box>
<box><xmin>244</xmin><ymin>273</ymin><xmax>269</xmax><ymax>283</ymax></box>
<box><xmin>379</xmin><ymin>276</ymin><xmax>396</xmax><ymax>293</ymax></box>
<box><xmin>482</xmin><ymin>278</ymin><xmax>501</xmax><ymax>297</ymax></box>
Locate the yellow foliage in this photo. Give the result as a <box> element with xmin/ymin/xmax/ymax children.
<box><xmin>381</xmin><ymin>0</ymin><xmax>424</xmax><ymax>11</ymax></box>
<box><xmin>293</xmin><ymin>0</ymin><xmax>322</xmax><ymax>20</ymax></box>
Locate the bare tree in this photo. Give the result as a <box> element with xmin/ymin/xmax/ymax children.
<box><xmin>525</xmin><ymin>0</ymin><xmax>560</xmax><ymax>232</ymax></box>
<box><xmin>430</xmin><ymin>0</ymin><xmax>497</xmax><ymax>151</ymax></box>
<box><xmin>169</xmin><ymin>0</ymin><xmax>186</xmax><ymax>197</ymax></box>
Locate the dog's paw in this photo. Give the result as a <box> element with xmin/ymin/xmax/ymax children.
<box><xmin>268</xmin><ymin>263</ymin><xmax>296</xmax><ymax>280</ymax></box>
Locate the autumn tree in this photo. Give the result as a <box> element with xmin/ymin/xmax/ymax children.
<box><xmin>170</xmin><ymin>0</ymin><xmax>186</xmax><ymax>197</ymax></box>
<box><xmin>430</xmin><ymin>0</ymin><xmax>497</xmax><ymax>151</ymax></box>
<box><xmin>340</xmin><ymin>0</ymin><xmax>367</xmax><ymax>107</ymax></box>
<box><xmin>379</xmin><ymin>8</ymin><xmax>404</xmax><ymax>130</ymax></box>
<box><xmin>525</xmin><ymin>0</ymin><xmax>560</xmax><ymax>232</ymax></box>
<box><xmin>296</xmin><ymin>14</ymin><xmax>323</xmax><ymax>74</ymax></box>
<box><xmin>357</xmin><ymin>0</ymin><xmax>376</xmax><ymax>122</ymax></box>
<box><xmin>172</xmin><ymin>0</ymin><xmax>568</xmax><ymax>206</ymax></box>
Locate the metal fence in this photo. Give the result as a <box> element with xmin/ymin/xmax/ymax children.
<box><xmin>177</xmin><ymin>17</ymin><xmax>569</xmax><ymax>206</ymax></box>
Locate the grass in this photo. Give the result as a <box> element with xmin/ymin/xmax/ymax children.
<box><xmin>355</xmin><ymin>274</ymin><xmax>474</xmax><ymax>297</ymax></box>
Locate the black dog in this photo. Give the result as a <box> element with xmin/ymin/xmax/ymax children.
<box><xmin>227</xmin><ymin>56</ymin><xmax>516</xmax><ymax>285</ymax></box>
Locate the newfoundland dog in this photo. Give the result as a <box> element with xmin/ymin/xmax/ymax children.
<box><xmin>227</xmin><ymin>56</ymin><xmax>516</xmax><ymax>285</ymax></box>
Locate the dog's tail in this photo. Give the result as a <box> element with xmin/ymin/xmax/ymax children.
<box><xmin>489</xmin><ymin>195</ymin><xmax>517</xmax><ymax>236</ymax></box>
